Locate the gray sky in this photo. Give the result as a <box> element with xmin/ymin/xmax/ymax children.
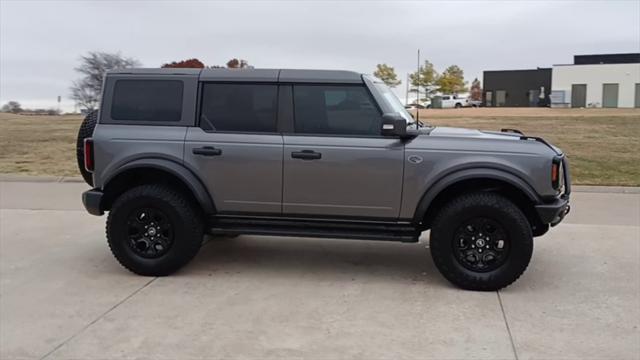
<box><xmin>1</xmin><ymin>0</ymin><xmax>639</xmax><ymax>111</ymax></box>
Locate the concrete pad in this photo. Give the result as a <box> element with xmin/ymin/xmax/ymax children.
<box><xmin>0</xmin><ymin>181</ymin><xmax>89</xmax><ymax>210</ymax></box>
<box><xmin>1</xmin><ymin>181</ymin><xmax>639</xmax><ymax>359</ymax></box>
<box><xmin>501</xmin><ymin>224</ymin><xmax>640</xmax><ymax>359</ymax></box>
<box><xmin>563</xmin><ymin>192</ymin><xmax>640</xmax><ymax>227</ymax></box>
<box><xmin>47</xmin><ymin>236</ymin><xmax>515</xmax><ymax>359</ymax></box>
<box><xmin>0</xmin><ymin>210</ymin><xmax>151</xmax><ymax>359</ymax></box>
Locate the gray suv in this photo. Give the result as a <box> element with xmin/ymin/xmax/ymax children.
<box><xmin>79</xmin><ymin>68</ymin><xmax>570</xmax><ymax>290</ymax></box>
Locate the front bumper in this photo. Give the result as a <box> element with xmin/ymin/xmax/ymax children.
<box><xmin>535</xmin><ymin>195</ymin><xmax>570</xmax><ymax>226</ymax></box>
<box><xmin>82</xmin><ymin>189</ymin><xmax>104</xmax><ymax>216</ymax></box>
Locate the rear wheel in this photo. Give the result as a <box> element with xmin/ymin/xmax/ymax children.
<box><xmin>106</xmin><ymin>184</ymin><xmax>204</xmax><ymax>276</ymax></box>
<box><xmin>454</xmin><ymin>103</ymin><xmax>462</xmax><ymax>108</ymax></box>
<box><xmin>76</xmin><ymin>110</ymin><xmax>98</xmax><ymax>186</ymax></box>
<box><xmin>429</xmin><ymin>192</ymin><xmax>533</xmax><ymax>291</ymax></box>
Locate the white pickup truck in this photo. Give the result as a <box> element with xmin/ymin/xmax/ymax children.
<box><xmin>434</xmin><ymin>94</ymin><xmax>470</xmax><ymax>108</ymax></box>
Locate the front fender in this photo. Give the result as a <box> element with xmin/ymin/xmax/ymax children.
<box><xmin>412</xmin><ymin>167</ymin><xmax>541</xmax><ymax>223</ymax></box>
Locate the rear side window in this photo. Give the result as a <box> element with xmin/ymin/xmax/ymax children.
<box><xmin>200</xmin><ymin>83</ymin><xmax>277</xmax><ymax>132</ymax></box>
<box><xmin>293</xmin><ymin>85</ymin><xmax>381</xmax><ymax>136</ymax></box>
<box><xmin>111</xmin><ymin>80</ymin><xmax>183</xmax><ymax>121</ymax></box>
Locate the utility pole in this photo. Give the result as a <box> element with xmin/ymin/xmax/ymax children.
<box><xmin>405</xmin><ymin>73</ymin><xmax>410</xmax><ymax>106</ymax></box>
<box><xmin>416</xmin><ymin>49</ymin><xmax>420</xmax><ymax>124</ymax></box>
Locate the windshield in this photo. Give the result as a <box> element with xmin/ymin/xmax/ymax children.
<box><xmin>373</xmin><ymin>82</ymin><xmax>414</xmax><ymax>123</ymax></box>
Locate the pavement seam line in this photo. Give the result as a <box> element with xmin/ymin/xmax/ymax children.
<box><xmin>38</xmin><ymin>277</ymin><xmax>158</xmax><ymax>360</ymax></box>
<box><xmin>497</xmin><ymin>290</ymin><xmax>519</xmax><ymax>360</ymax></box>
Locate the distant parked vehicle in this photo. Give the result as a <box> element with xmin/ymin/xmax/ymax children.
<box><xmin>467</xmin><ymin>99</ymin><xmax>482</xmax><ymax>107</ymax></box>
<box><xmin>432</xmin><ymin>94</ymin><xmax>470</xmax><ymax>109</ymax></box>
<box><xmin>404</xmin><ymin>99</ymin><xmax>432</xmax><ymax>109</ymax></box>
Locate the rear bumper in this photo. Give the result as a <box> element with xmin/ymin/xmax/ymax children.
<box><xmin>82</xmin><ymin>189</ymin><xmax>104</xmax><ymax>216</ymax></box>
<box><xmin>535</xmin><ymin>195</ymin><xmax>570</xmax><ymax>226</ymax></box>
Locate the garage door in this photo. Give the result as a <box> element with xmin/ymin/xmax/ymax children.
<box><xmin>602</xmin><ymin>83</ymin><xmax>619</xmax><ymax>108</ymax></box>
<box><xmin>571</xmin><ymin>84</ymin><xmax>586</xmax><ymax>108</ymax></box>
<box><xmin>635</xmin><ymin>83</ymin><xmax>640</xmax><ymax>108</ymax></box>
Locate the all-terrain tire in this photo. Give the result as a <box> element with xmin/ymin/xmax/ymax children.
<box><xmin>76</xmin><ymin>110</ymin><xmax>98</xmax><ymax>186</ymax></box>
<box><xmin>429</xmin><ymin>192</ymin><xmax>533</xmax><ymax>291</ymax></box>
<box><xmin>106</xmin><ymin>184</ymin><xmax>204</xmax><ymax>276</ymax></box>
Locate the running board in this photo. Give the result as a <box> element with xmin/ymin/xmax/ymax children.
<box><xmin>208</xmin><ymin>217</ymin><xmax>420</xmax><ymax>243</ymax></box>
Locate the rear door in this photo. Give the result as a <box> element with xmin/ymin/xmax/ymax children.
<box><xmin>281</xmin><ymin>84</ymin><xmax>404</xmax><ymax>219</ymax></box>
<box><xmin>184</xmin><ymin>82</ymin><xmax>283</xmax><ymax>215</ymax></box>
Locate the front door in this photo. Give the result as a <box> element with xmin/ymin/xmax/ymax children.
<box><xmin>282</xmin><ymin>84</ymin><xmax>405</xmax><ymax>219</ymax></box>
<box><xmin>184</xmin><ymin>82</ymin><xmax>283</xmax><ymax>215</ymax></box>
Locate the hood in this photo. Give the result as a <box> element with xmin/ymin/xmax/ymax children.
<box><xmin>429</xmin><ymin>127</ymin><xmax>521</xmax><ymax>141</ymax></box>
<box><xmin>420</xmin><ymin>127</ymin><xmax>562</xmax><ymax>156</ymax></box>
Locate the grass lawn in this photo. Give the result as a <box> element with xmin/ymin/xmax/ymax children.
<box><xmin>1</xmin><ymin>108</ymin><xmax>639</xmax><ymax>186</ymax></box>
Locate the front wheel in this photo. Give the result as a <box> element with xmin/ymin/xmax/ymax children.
<box><xmin>429</xmin><ymin>192</ymin><xmax>533</xmax><ymax>291</ymax></box>
<box><xmin>106</xmin><ymin>184</ymin><xmax>204</xmax><ymax>276</ymax></box>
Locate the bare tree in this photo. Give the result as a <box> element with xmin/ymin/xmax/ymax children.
<box><xmin>1</xmin><ymin>101</ymin><xmax>23</xmax><ymax>113</ymax></box>
<box><xmin>70</xmin><ymin>51</ymin><xmax>140</xmax><ymax>111</ymax></box>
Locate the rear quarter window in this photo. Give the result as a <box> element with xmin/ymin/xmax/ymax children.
<box><xmin>111</xmin><ymin>80</ymin><xmax>183</xmax><ymax>122</ymax></box>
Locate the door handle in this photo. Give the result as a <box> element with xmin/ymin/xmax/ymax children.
<box><xmin>291</xmin><ymin>150</ymin><xmax>322</xmax><ymax>160</ymax></box>
<box><xmin>193</xmin><ymin>146</ymin><xmax>222</xmax><ymax>156</ymax></box>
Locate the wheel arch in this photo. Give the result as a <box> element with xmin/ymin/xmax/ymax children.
<box><xmin>414</xmin><ymin>168</ymin><xmax>547</xmax><ymax>236</ymax></box>
<box><xmin>100</xmin><ymin>159</ymin><xmax>215</xmax><ymax>215</ymax></box>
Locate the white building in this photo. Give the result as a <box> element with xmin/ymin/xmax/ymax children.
<box><xmin>550</xmin><ymin>54</ymin><xmax>640</xmax><ymax>108</ymax></box>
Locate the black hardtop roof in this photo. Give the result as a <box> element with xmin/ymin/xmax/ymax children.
<box><xmin>107</xmin><ymin>68</ymin><xmax>363</xmax><ymax>83</ymax></box>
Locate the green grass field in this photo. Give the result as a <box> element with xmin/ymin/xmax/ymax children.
<box><xmin>1</xmin><ymin>108</ymin><xmax>639</xmax><ymax>186</ymax></box>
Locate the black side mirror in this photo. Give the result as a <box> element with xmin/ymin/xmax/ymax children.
<box><xmin>381</xmin><ymin>113</ymin><xmax>406</xmax><ymax>137</ymax></box>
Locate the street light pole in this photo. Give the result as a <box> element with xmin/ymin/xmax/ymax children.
<box><xmin>416</xmin><ymin>49</ymin><xmax>420</xmax><ymax>124</ymax></box>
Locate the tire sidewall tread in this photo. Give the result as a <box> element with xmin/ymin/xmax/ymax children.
<box><xmin>106</xmin><ymin>184</ymin><xmax>204</xmax><ymax>276</ymax></box>
<box><xmin>430</xmin><ymin>192</ymin><xmax>533</xmax><ymax>291</ymax></box>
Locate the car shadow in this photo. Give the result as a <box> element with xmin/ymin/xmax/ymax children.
<box><xmin>178</xmin><ymin>234</ymin><xmax>450</xmax><ymax>288</ymax></box>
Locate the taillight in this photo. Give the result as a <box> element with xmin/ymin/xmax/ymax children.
<box><xmin>84</xmin><ymin>138</ymin><xmax>94</xmax><ymax>172</ymax></box>
<box><xmin>551</xmin><ymin>157</ymin><xmax>562</xmax><ymax>190</ymax></box>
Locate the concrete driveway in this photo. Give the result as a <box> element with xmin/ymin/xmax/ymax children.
<box><xmin>1</xmin><ymin>180</ymin><xmax>638</xmax><ymax>359</ymax></box>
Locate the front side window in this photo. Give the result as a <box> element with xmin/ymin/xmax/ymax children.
<box><xmin>293</xmin><ymin>85</ymin><xmax>381</xmax><ymax>136</ymax></box>
<box><xmin>200</xmin><ymin>83</ymin><xmax>277</xmax><ymax>132</ymax></box>
<box><xmin>111</xmin><ymin>80</ymin><xmax>183</xmax><ymax>121</ymax></box>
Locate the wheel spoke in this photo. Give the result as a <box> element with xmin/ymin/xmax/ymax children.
<box><xmin>453</xmin><ymin>217</ymin><xmax>509</xmax><ymax>272</ymax></box>
<box><xmin>127</xmin><ymin>206</ymin><xmax>173</xmax><ymax>259</ymax></box>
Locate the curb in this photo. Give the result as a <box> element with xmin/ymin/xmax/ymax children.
<box><xmin>571</xmin><ymin>185</ymin><xmax>640</xmax><ymax>194</ymax></box>
<box><xmin>0</xmin><ymin>174</ymin><xmax>84</xmax><ymax>183</ymax></box>
<box><xmin>1</xmin><ymin>174</ymin><xmax>638</xmax><ymax>194</ymax></box>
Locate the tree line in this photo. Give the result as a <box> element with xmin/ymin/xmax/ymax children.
<box><xmin>373</xmin><ymin>62</ymin><xmax>482</xmax><ymax>101</ymax></box>
<box><xmin>69</xmin><ymin>52</ymin><xmax>252</xmax><ymax>111</ymax></box>
<box><xmin>2</xmin><ymin>51</ymin><xmax>482</xmax><ymax>115</ymax></box>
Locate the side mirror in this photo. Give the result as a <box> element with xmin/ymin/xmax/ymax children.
<box><xmin>381</xmin><ymin>113</ymin><xmax>417</xmax><ymax>139</ymax></box>
<box><xmin>381</xmin><ymin>113</ymin><xmax>406</xmax><ymax>137</ymax></box>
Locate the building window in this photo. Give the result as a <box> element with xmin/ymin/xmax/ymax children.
<box><xmin>485</xmin><ymin>91</ymin><xmax>493</xmax><ymax>107</ymax></box>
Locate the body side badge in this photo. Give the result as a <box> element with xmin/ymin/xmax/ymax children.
<box><xmin>408</xmin><ymin>155</ymin><xmax>423</xmax><ymax>164</ymax></box>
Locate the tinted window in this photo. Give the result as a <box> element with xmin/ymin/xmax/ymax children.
<box><xmin>293</xmin><ymin>85</ymin><xmax>381</xmax><ymax>136</ymax></box>
<box><xmin>200</xmin><ymin>83</ymin><xmax>277</xmax><ymax>132</ymax></box>
<box><xmin>111</xmin><ymin>80</ymin><xmax>183</xmax><ymax>121</ymax></box>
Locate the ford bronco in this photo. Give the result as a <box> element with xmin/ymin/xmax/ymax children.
<box><xmin>78</xmin><ymin>68</ymin><xmax>570</xmax><ymax>290</ymax></box>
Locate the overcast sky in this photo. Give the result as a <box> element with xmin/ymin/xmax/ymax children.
<box><xmin>1</xmin><ymin>0</ymin><xmax>639</xmax><ymax>111</ymax></box>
